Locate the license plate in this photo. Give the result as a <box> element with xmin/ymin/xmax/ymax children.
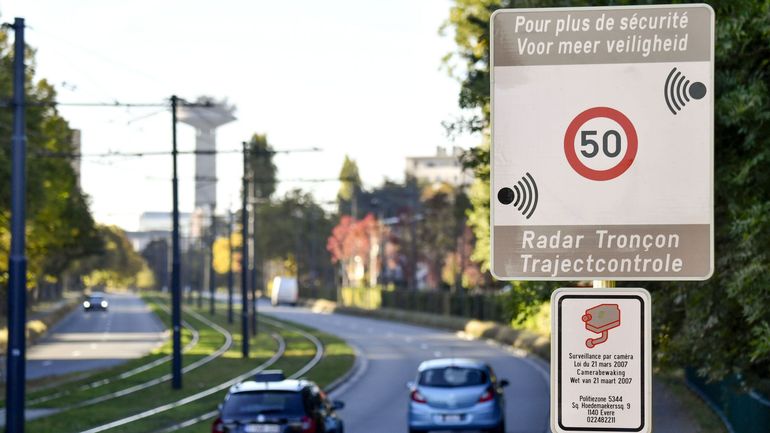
<box><xmin>244</xmin><ymin>424</ymin><xmax>281</xmax><ymax>433</ymax></box>
<box><xmin>442</xmin><ymin>414</ymin><xmax>463</xmax><ymax>423</ymax></box>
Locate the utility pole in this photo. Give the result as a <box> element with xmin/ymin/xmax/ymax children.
<box><xmin>240</xmin><ymin>142</ymin><xmax>250</xmax><ymax>358</ymax></box>
<box><xmin>197</xmin><ymin>236</ymin><xmax>204</xmax><ymax>309</ymax></box>
<box><xmin>208</xmin><ymin>204</ymin><xmax>216</xmax><ymax>315</ymax></box>
<box><xmin>409</xmin><ymin>199</ymin><xmax>419</xmax><ymax>290</ymax></box>
<box><xmin>170</xmin><ymin>95</ymin><xmax>183</xmax><ymax>389</ymax></box>
<box><xmin>227</xmin><ymin>210</ymin><xmax>234</xmax><ymax>324</ymax></box>
<box><xmin>5</xmin><ymin>17</ymin><xmax>27</xmax><ymax>433</ymax></box>
<box><xmin>250</xmin><ymin>198</ymin><xmax>258</xmax><ymax>336</ymax></box>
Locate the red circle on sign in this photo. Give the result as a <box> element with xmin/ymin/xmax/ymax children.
<box><xmin>564</xmin><ymin>107</ymin><xmax>638</xmax><ymax>181</ymax></box>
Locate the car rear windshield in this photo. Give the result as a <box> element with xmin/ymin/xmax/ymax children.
<box><xmin>419</xmin><ymin>367</ymin><xmax>488</xmax><ymax>388</ymax></box>
<box><xmin>222</xmin><ymin>391</ymin><xmax>305</xmax><ymax>418</ymax></box>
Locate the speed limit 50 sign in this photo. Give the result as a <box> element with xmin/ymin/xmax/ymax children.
<box><xmin>490</xmin><ymin>4</ymin><xmax>714</xmax><ymax>281</ymax></box>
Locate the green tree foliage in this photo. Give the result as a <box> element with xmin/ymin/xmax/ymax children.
<box><xmin>246</xmin><ymin>133</ymin><xmax>277</xmax><ymax>200</ymax></box>
<box><xmin>258</xmin><ymin>190</ymin><xmax>334</xmax><ymax>288</ymax></box>
<box><xmin>78</xmin><ymin>226</ymin><xmax>147</xmax><ymax>289</ymax></box>
<box><xmin>0</xmin><ymin>28</ymin><xmax>100</xmax><ymax>304</ymax></box>
<box><xmin>337</xmin><ymin>155</ymin><xmax>362</xmax><ymax>217</ymax></box>
<box><xmin>419</xmin><ymin>183</ymin><xmax>471</xmax><ymax>289</ymax></box>
<box><xmin>444</xmin><ymin>0</ymin><xmax>770</xmax><ymax>382</ymax></box>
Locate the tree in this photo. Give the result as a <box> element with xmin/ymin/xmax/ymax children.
<box><xmin>78</xmin><ymin>226</ymin><xmax>147</xmax><ymax>289</ymax></box>
<box><xmin>213</xmin><ymin>231</ymin><xmax>242</xmax><ymax>274</ymax></box>
<box><xmin>246</xmin><ymin>133</ymin><xmax>277</xmax><ymax>201</ymax></box>
<box><xmin>141</xmin><ymin>239</ymin><xmax>169</xmax><ymax>290</ymax></box>
<box><xmin>327</xmin><ymin>214</ymin><xmax>378</xmax><ymax>287</ymax></box>
<box><xmin>337</xmin><ymin>155</ymin><xmax>362</xmax><ymax>217</ymax></box>
<box><xmin>418</xmin><ymin>183</ymin><xmax>466</xmax><ymax>289</ymax></box>
<box><xmin>443</xmin><ymin>0</ymin><xmax>770</xmax><ymax>383</ymax></box>
<box><xmin>0</xmin><ymin>27</ymin><xmax>100</xmax><ymax>306</ymax></box>
<box><xmin>257</xmin><ymin>190</ymin><xmax>334</xmax><ymax>288</ymax></box>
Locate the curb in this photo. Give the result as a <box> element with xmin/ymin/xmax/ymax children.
<box><xmin>325</xmin><ymin>341</ymin><xmax>367</xmax><ymax>397</ymax></box>
<box><xmin>300</xmin><ymin>297</ymin><xmax>551</xmax><ymax>360</ymax></box>
<box><xmin>0</xmin><ymin>296</ymin><xmax>79</xmax><ymax>356</ymax></box>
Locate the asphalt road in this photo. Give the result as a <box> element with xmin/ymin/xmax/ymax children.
<box><xmin>26</xmin><ymin>292</ymin><xmax>166</xmax><ymax>380</ymax></box>
<box><xmin>262</xmin><ymin>302</ymin><xmax>552</xmax><ymax>433</ymax></box>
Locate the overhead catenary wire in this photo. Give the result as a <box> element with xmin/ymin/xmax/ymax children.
<box><xmin>32</xmin><ymin>147</ymin><xmax>322</xmax><ymax>159</ymax></box>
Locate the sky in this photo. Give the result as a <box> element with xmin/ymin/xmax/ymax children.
<box><xmin>2</xmin><ymin>0</ymin><xmax>479</xmax><ymax>231</ymax></box>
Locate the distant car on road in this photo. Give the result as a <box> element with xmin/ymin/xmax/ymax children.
<box><xmin>271</xmin><ymin>276</ymin><xmax>299</xmax><ymax>306</ymax></box>
<box><xmin>83</xmin><ymin>292</ymin><xmax>109</xmax><ymax>312</ymax></box>
<box><xmin>407</xmin><ymin>358</ymin><xmax>508</xmax><ymax>433</ymax></box>
<box><xmin>212</xmin><ymin>370</ymin><xmax>345</xmax><ymax>433</ymax></box>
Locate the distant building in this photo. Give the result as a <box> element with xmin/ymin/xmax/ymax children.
<box><xmin>405</xmin><ymin>146</ymin><xmax>472</xmax><ymax>187</ymax></box>
<box><xmin>126</xmin><ymin>211</ymin><xmax>193</xmax><ymax>252</ymax></box>
<box><xmin>139</xmin><ymin>211</ymin><xmax>193</xmax><ymax>233</ymax></box>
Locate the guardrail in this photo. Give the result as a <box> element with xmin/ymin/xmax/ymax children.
<box><xmin>685</xmin><ymin>369</ymin><xmax>770</xmax><ymax>433</ymax></box>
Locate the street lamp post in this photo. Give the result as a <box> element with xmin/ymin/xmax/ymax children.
<box><xmin>227</xmin><ymin>210</ymin><xmax>234</xmax><ymax>324</ymax></box>
<box><xmin>208</xmin><ymin>204</ymin><xmax>217</xmax><ymax>315</ymax></box>
<box><xmin>170</xmin><ymin>95</ymin><xmax>183</xmax><ymax>390</ymax></box>
<box><xmin>5</xmin><ymin>17</ymin><xmax>27</xmax><ymax>433</ymax></box>
<box><xmin>240</xmin><ymin>142</ymin><xmax>250</xmax><ymax>358</ymax></box>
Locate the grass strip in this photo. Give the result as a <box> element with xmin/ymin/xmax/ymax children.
<box><xmin>170</xmin><ymin>312</ymin><xmax>355</xmax><ymax>433</ymax></box>
<box><xmin>25</xmin><ymin>294</ymin><xmax>272</xmax><ymax>433</ymax></box>
<box><xmin>31</xmin><ymin>304</ymin><xmax>212</xmax><ymax>409</ymax></box>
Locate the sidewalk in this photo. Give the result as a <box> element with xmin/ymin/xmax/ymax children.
<box><xmin>0</xmin><ymin>291</ymin><xmax>79</xmax><ymax>355</ymax></box>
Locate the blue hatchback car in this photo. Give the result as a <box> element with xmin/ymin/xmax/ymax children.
<box><xmin>407</xmin><ymin>358</ymin><xmax>509</xmax><ymax>433</ymax></box>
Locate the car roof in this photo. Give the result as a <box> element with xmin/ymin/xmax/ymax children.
<box><xmin>417</xmin><ymin>358</ymin><xmax>488</xmax><ymax>372</ymax></box>
<box><xmin>228</xmin><ymin>379</ymin><xmax>311</xmax><ymax>394</ymax></box>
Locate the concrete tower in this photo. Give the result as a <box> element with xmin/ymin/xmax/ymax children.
<box><xmin>177</xmin><ymin>97</ymin><xmax>236</xmax><ymax>226</ymax></box>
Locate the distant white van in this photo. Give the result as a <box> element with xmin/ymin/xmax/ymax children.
<box><xmin>271</xmin><ymin>276</ymin><xmax>299</xmax><ymax>306</ymax></box>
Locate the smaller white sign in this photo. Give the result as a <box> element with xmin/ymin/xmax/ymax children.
<box><xmin>551</xmin><ymin>287</ymin><xmax>651</xmax><ymax>433</ymax></box>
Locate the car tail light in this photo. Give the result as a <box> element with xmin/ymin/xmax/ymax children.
<box><xmin>478</xmin><ymin>387</ymin><xmax>495</xmax><ymax>403</ymax></box>
<box><xmin>411</xmin><ymin>389</ymin><xmax>427</xmax><ymax>404</ymax></box>
<box><xmin>211</xmin><ymin>417</ymin><xmax>224</xmax><ymax>432</ymax></box>
<box><xmin>300</xmin><ymin>415</ymin><xmax>317</xmax><ymax>432</ymax></box>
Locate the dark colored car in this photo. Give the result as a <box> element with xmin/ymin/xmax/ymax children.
<box><xmin>407</xmin><ymin>358</ymin><xmax>508</xmax><ymax>433</ymax></box>
<box><xmin>212</xmin><ymin>372</ymin><xmax>345</xmax><ymax>433</ymax></box>
<box><xmin>83</xmin><ymin>292</ymin><xmax>109</xmax><ymax>311</ymax></box>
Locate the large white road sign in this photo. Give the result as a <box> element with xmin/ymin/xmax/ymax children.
<box><xmin>490</xmin><ymin>4</ymin><xmax>714</xmax><ymax>280</ymax></box>
<box><xmin>551</xmin><ymin>287</ymin><xmax>652</xmax><ymax>433</ymax></box>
